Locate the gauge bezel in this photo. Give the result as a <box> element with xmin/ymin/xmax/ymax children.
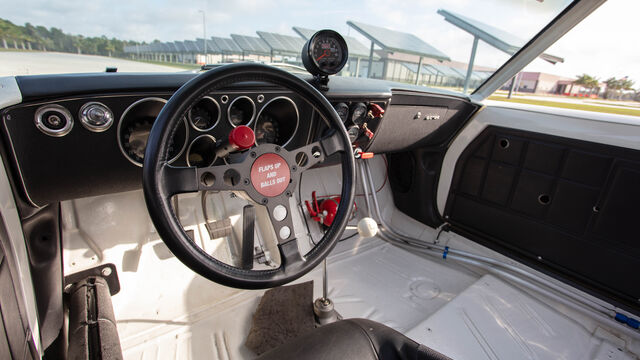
<box><xmin>186</xmin><ymin>134</ymin><xmax>218</xmax><ymax>167</ymax></box>
<box><xmin>334</xmin><ymin>102</ymin><xmax>350</xmax><ymax>123</ymax></box>
<box><xmin>254</xmin><ymin>96</ymin><xmax>300</xmax><ymax>147</ymax></box>
<box><xmin>350</xmin><ymin>102</ymin><xmax>368</xmax><ymax>126</ymax></box>
<box><xmin>226</xmin><ymin>95</ymin><xmax>256</xmax><ymax>127</ymax></box>
<box><xmin>302</xmin><ymin>29</ymin><xmax>349</xmax><ymax>76</ymax></box>
<box><xmin>78</xmin><ymin>101</ymin><xmax>114</xmax><ymax>132</ymax></box>
<box><xmin>117</xmin><ymin>97</ymin><xmax>188</xmax><ymax>167</ymax></box>
<box><xmin>188</xmin><ymin>96</ymin><xmax>220</xmax><ymax>132</ymax></box>
<box><xmin>34</xmin><ymin>104</ymin><xmax>74</xmax><ymax>137</ymax></box>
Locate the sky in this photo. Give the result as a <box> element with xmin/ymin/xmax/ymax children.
<box><xmin>1</xmin><ymin>0</ymin><xmax>637</xmax><ymax>86</ymax></box>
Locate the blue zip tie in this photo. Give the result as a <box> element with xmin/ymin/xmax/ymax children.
<box><xmin>615</xmin><ymin>313</ymin><xmax>640</xmax><ymax>329</ymax></box>
<box><xmin>443</xmin><ymin>246</ymin><xmax>449</xmax><ymax>259</ymax></box>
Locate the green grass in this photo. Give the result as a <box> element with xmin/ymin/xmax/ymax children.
<box><xmin>131</xmin><ymin>59</ymin><xmax>200</xmax><ymax>70</ymax></box>
<box><xmin>589</xmin><ymin>101</ymin><xmax>640</xmax><ymax>109</ymax></box>
<box><xmin>487</xmin><ymin>96</ymin><xmax>640</xmax><ymax>117</ymax></box>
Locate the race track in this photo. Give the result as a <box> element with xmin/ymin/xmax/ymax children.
<box><xmin>0</xmin><ymin>51</ymin><xmax>183</xmax><ymax>76</ymax></box>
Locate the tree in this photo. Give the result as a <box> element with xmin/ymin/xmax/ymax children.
<box><xmin>574</xmin><ymin>74</ymin><xmax>599</xmax><ymax>96</ymax></box>
<box><xmin>0</xmin><ymin>17</ymin><xmax>142</xmax><ymax>56</ymax></box>
<box><xmin>604</xmin><ymin>77</ymin><xmax>635</xmax><ymax>100</ymax></box>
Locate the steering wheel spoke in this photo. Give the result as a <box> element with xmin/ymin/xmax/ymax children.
<box><xmin>160</xmin><ymin>165</ymin><xmax>199</xmax><ymax>196</ymax></box>
<box><xmin>293</xmin><ymin>130</ymin><xmax>345</xmax><ymax>171</ymax></box>
<box><xmin>265</xmin><ymin>198</ymin><xmax>297</xmax><ymax>244</ymax></box>
<box><xmin>196</xmin><ymin>163</ymin><xmax>250</xmax><ymax>192</ymax></box>
<box><xmin>160</xmin><ymin>163</ymin><xmax>251</xmax><ymax>197</ymax></box>
<box><xmin>278</xmin><ymin>238</ymin><xmax>304</xmax><ymax>271</ymax></box>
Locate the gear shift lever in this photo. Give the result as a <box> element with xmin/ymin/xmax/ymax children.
<box><xmin>313</xmin><ymin>259</ymin><xmax>338</xmax><ymax>325</ymax></box>
<box><xmin>313</xmin><ymin>217</ymin><xmax>379</xmax><ymax>325</ymax></box>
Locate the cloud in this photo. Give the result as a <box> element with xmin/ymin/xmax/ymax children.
<box><xmin>0</xmin><ymin>0</ymin><xmax>636</xmax><ymax>84</ymax></box>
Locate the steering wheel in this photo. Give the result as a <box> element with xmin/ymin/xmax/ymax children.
<box><xmin>142</xmin><ymin>63</ymin><xmax>356</xmax><ymax>289</ymax></box>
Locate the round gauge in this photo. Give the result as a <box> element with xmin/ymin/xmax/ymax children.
<box><xmin>350</xmin><ymin>102</ymin><xmax>367</xmax><ymax>126</ymax></box>
<box><xmin>302</xmin><ymin>30</ymin><xmax>349</xmax><ymax>76</ymax></box>
<box><xmin>187</xmin><ymin>135</ymin><xmax>217</xmax><ymax>167</ymax></box>
<box><xmin>334</xmin><ymin>102</ymin><xmax>349</xmax><ymax>123</ymax></box>
<box><xmin>227</xmin><ymin>96</ymin><xmax>256</xmax><ymax>127</ymax></box>
<box><xmin>255</xmin><ymin>113</ymin><xmax>279</xmax><ymax>145</ymax></box>
<box><xmin>347</xmin><ymin>125</ymin><xmax>360</xmax><ymax>143</ymax></box>
<box><xmin>118</xmin><ymin>98</ymin><xmax>188</xmax><ymax>167</ymax></box>
<box><xmin>254</xmin><ymin>96</ymin><xmax>299</xmax><ymax>146</ymax></box>
<box><xmin>188</xmin><ymin>97</ymin><xmax>220</xmax><ymax>131</ymax></box>
<box><xmin>121</xmin><ymin>116</ymin><xmax>187</xmax><ymax>165</ymax></box>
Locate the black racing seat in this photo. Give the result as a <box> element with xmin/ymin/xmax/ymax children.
<box><xmin>256</xmin><ymin>319</ymin><xmax>452</xmax><ymax>360</ymax></box>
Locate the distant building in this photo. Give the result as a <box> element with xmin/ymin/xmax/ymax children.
<box><xmin>501</xmin><ymin>72</ymin><xmax>605</xmax><ymax>98</ymax></box>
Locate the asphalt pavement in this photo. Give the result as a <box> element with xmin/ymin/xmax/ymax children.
<box><xmin>0</xmin><ymin>51</ymin><xmax>182</xmax><ymax>76</ymax></box>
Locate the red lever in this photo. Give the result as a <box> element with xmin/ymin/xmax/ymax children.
<box><xmin>361</xmin><ymin>152</ymin><xmax>374</xmax><ymax>159</ymax></box>
<box><xmin>304</xmin><ymin>191</ymin><xmax>322</xmax><ymax>222</ymax></box>
<box><xmin>228</xmin><ymin>125</ymin><xmax>255</xmax><ymax>150</ymax></box>
<box><xmin>362</xmin><ymin>123</ymin><xmax>374</xmax><ymax>140</ymax></box>
<box><xmin>369</xmin><ymin>103</ymin><xmax>385</xmax><ymax>118</ymax></box>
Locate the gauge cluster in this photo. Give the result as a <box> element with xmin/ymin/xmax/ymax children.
<box><xmin>331</xmin><ymin>101</ymin><xmax>387</xmax><ymax>148</ymax></box>
<box><xmin>114</xmin><ymin>92</ymin><xmax>303</xmax><ymax>169</ymax></box>
<box><xmin>117</xmin><ymin>93</ymin><xmax>302</xmax><ymax>168</ymax></box>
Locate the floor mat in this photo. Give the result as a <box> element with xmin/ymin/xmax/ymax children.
<box><xmin>245</xmin><ymin>281</ymin><xmax>315</xmax><ymax>355</ymax></box>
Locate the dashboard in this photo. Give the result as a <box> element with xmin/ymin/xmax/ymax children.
<box><xmin>1</xmin><ymin>73</ymin><xmax>478</xmax><ymax>207</ymax></box>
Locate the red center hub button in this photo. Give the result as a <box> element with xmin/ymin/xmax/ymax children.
<box><xmin>250</xmin><ymin>153</ymin><xmax>291</xmax><ymax>197</ymax></box>
<box><xmin>229</xmin><ymin>125</ymin><xmax>255</xmax><ymax>150</ymax></box>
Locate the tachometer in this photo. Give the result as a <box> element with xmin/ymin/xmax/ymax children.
<box><xmin>302</xmin><ymin>30</ymin><xmax>349</xmax><ymax>76</ymax></box>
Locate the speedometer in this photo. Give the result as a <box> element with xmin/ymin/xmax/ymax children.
<box><xmin>302</xmin><ymin>30</ymin><xmax>349</xmax><ymax>76</ymax></box>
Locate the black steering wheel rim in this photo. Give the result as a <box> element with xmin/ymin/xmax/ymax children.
<box><xmin>142</xmin><ymin>63</ymin><xmax>356</xmax><ymax>289</ymax></box>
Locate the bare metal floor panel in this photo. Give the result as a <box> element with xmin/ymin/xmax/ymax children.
<box><xmin>407</xmin><ymin>274</ymin><xmax>637</xmax><ymax>360</ymax></box>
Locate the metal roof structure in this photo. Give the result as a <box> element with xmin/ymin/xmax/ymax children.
<box><xmin>173</xmin><ymin>41</ymin><xmax>188</xmax><ymax>52</ymax></box>
<box><xmin>183</xmin><ymin>40</ymin><xmax>200</xmax><ymax>52</ymax></box>
<box><xmin>426</xmin><ymin>64</ymin><xmax>465</xmax><ymax>80</ymax></box>
<box><xmin>211</xmin><ymin>36</ymin><xmax>242</xmax><ymax>54</ymax></box>
<box><xmin>437</xmin><ymin>9</ymin><xmax>564</xmax><ymax>65</ymax></box>
<box><xmin>346</xmin><ymin>20</ymin><xmax>450</xmax><ymax>61</ymax></box>
<box><xmin>401</xmin><ymin>63</ymin><xmax>486</xmax><ymax>84</ymax></box>
<box><xmin>196</xmin><ymin>38</ymin><xmax>219</xmax><ymax>54</ymax></box>
<box><xmin>291</xmin><ymin>26</ymin><xmax>375</xmax><ymax>58</ymax></box>
<box><xmin>474</xmin><ymin>71</ymin><xmax>492</xmax><ymax>81</ymax></box>
<box><xmin>256</xmin><ymin>31</ymin><xmax>306</xmax><ymax>55</ymax></box>
<box><xmin>166</xmin><ymin>42</ymin><xmax>177</xmax><ymax>52</ymax></box>
<box><xmin>230</xmin><ymin>34</ymin><xmax>272</xmax><ymax>55</ymax></box>
<box><xmin>401</xmin><ymin>63</ymin><xmax>437</xmax><ymax>76</ymax></box>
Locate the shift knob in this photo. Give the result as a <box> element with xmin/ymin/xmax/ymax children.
<box><xmin>357</xmin><ymin>217</ymin><xmax>378</xmax><ymax>238</ymax></box>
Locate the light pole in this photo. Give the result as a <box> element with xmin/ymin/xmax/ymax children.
<box><xmin>198</xmin><ymin>10</ymin><xmax>206</xmax><ymax>63</ymax></box>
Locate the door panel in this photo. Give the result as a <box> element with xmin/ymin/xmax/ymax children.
<box><xmin>443</xmin><ymin>123</ymin><xmax>640</xmax><ymax>314</ymax></box>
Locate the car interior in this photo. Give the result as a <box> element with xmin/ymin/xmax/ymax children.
<box><xmin>0</xmin><ymin>0</ymin><xmax>639</xmax><ymax>359</ymax></box>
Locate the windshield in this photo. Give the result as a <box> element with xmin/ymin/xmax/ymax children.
<box><xmin>1</xmin><ymin>0</ymin><xmax>574</xmax><ymax>95</ymax></box>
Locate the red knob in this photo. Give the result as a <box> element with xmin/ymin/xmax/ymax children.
<box><xmin>229</xmin><ymin>125</ymin><xmax>255</xmax><ymax>150</ymax></box>
<box><xmin>369</xmin><ymin>103</ymin><xmax>385</xmax><ymax>118</ymax></box>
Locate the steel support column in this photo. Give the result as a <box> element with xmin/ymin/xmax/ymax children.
<box><xmin>415</xmin><ymin>57</ymin><xmax>423</xmax><ymax>85</ymax></box>
<box><xmin>367</xmin><ymin>41</ymin><xmax>375</xmax><ymax>78</ymax></box>
<box><xmin>463</xmin><ymin>36</ymin><xmax>479</xmax><ymax>93</ymax></box>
